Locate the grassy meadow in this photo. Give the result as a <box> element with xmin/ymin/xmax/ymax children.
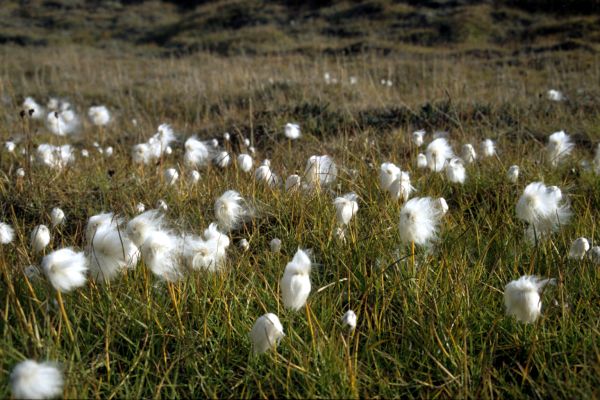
<box><xmin>1</xmin><ymin>1</ymin><xmax>600</xmax><ymax>398</ymax></box>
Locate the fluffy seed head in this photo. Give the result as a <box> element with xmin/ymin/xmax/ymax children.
<box><xmin>140</xmin><ymin>230</ymin><xmax>181</xmax><ymax>281</ymax></box>
<box><xmin>446</xmin><ymin>157</ymin><xmax>466</xmax><ymax>184</ymax></box>
<box><xmin>546</xmin><ymin>130</ymin><xmax>574</xmax><ymax>166</ymax></box>
<box><xmin>416</xmin><ymin>153</ymin><xmax>427</xmax><ymax>169</ymax></box>
<box><xmin>250</xmin><ymin>313</ymin><xmax>285</xmax><ymax>354</ymax></box>
<box><xmin>23</xmin><ymin>97</ymin><xmax>44</xmax><ymax>119</ymax></box>
<box><xmin>341</xmin><ymin>310</ymin><xmax>357</xmax><ymax>331</ymax></box>
<box><xmin>285</xmin><ymin>174</ymin><xmax>302</xmax><ymax>192</ymax></box>
<box><xmin>481</xmin><ymin>139</ymin><xmax>496</xmax><ymax>157</ymax></box>
<box><xmin>516</xmin><ymin>182</ymin><xmax>571</xmax><ymax>238</ymax></box>
<box><xmin>126</xmin><ymin>210</ymin><xmax>165</xmax><ymax>247</ymax></box>
<box><xmin>214</xmin><ymin>190</ymin><xmax>248</xmax><ymax>232</ymax></box>
<box><xmin>284</xmin><ymin>123</ymin><xmax>301</xmax><ymax>140</ymax></box>
<box><xmin>389</xmin><ymin>171</ymin><xmax>415</xmax><ymax>202</ymax></box>
<box><xmin>333</xmin><ymin>193</ymin><xmax>359</xmax><ymax>226</ymax></box>
<box><xmin>461</xmin><ymin>143</ymin><xmax>477</xmax><ymax>164</ymax></box>
<box><xmin>42</xmin><ymin>248</ymin><xmax>88</xmax><ymax>292</ymax></box>
<box><xmin>270</xmin><ymin>238</ymin><xmax>282</xmax><ymax>253</ymax></box>
<box><xmin>88</xmin><ymin>224</ymin><xmax>140</xmax><ymax>283</ymax></box>
<box><xmin>11</xmin><ymin>360</ymin><xmax>63</xmax><ymax>400</ymax></box>
<box><xmin>281</xmin><ymin>249</ymin><xmax>312</xmax><ymax>311</ymax></box>
<box><xmin>399</xmin><ymin>197</ymin><xmax>443</xmax><ymax>247</ymax></box>
<box><xmin>426</xmin><ymin>138</ymin><xmax>453</xmax><ymax>172</ymax></box>
<box><xmin>184</xmin><ymin>136</ymin><xmax>214</xmax><ymax>168</ymax></box>
<box><xmin>379</xmin><ymin>162</ymin><xmax>401</xmax><ymax>191</ymax></box>
<box><xmin>412</xmin><ymin>129</ymin><xmax>425</xmax><ymax>147</ymax></box>
<box><xmin>568</xmin><ymin>237</ymin><xmax>590</xmax><ymax>260</ymax></box>
<box><xmin>164</xmin><ymin>168</ymin><xmax>179</xmax><ymax>185</ymax></box>
<box><xmin>504</xmin><ymin>275</ymin><xmax>555</xmax><ymax>323</ymax></box>
<box><xmin>30</xmin><ymin>225</ymin><xmax>50</xmax><ymax>253</ymax></box>
<box><xmin>187</xmin><ymin>170</ymin><xmax>201</xmax><ymax>184</ymax></box>
<box><xmin>507</xmin><ymin>165</ymin><xmax>519</xmax><ymax>183</ymax></box>
<box><xmin>214</xmin><ymin>151</ymin><xmax>231</xmax><ymax>168</ymax></box>
<box><xmin>305</xmin><ymin>155</ymin><xmax>337</xmax><ymax>188</ymax></box>
<box><xmin>547</xmin><ymin>89</ymin><xmax>565</xmax><ymax>101</ymax></box>
<box><xmin>0</xmin><ymin>222</ymin><xmax>15</xmax><ymax>244</ymax></box>
<box><xmin>49</xmin><ymin>208</ymin><xmax>65</xmax><ymax>227</ymax></box>
<box><xmin>88</xmin><ymin>105</ymin><xmax>111</xmax><ymax>126</ymax></box>
<box><xmin>237</xmin><ymin>153</ymin><xmax>253</xmax><ymax>172</ymax></box>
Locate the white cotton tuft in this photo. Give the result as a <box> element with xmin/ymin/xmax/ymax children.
<box><xmin>131</xmin><ymin>143</ymin><xmax>151</xmax><ymax>165</ymax></box>
<box><xmin>281</xmin><ymin>248</ymin><xmax>312</xmax><ymax>311</ymax></box>
<box><xmin>547</xmin><ymin>89</ymin><xmax>565</xmax><ymax>102</ymax></box>
<box><xmin>88</xmin><ymin>223</ymin><xmax>140</xmax><ymax>283</ymax></box>
<box><xmin>42</xmin><ymin>248</ymin><xmax>88</xmax><ymax>292</ymax></box>
<box><xmin>399</xmin><ymin>197</ymin><xmax>443</xmax><ymax>247</ymax></box>
<box><xmin>284</xmin><ymin>123</ymin><xmax>301</xmax><ymax>140</ymax></box>
<box><xmin>132</xmin><ymin>123</ymin><xmax>176</xmax><ymax>165</ymax></box>
<box><xmin>140</xmin><ymin>229</ymin><xmax>182</xmax><ymax>281</ymax></box>
<box><xmin>164</xmin><ymin>168</ymin><xmax>179</xmax><ymax>185</ymax></box>
<box><xmin>16</xmin><ymin>168</ymin><xmax>25</xmax><ymax>178</ymax></box>
<box><xmin>516</xmin><ymin>182</ymin><xmax>571</xmax><ymax>239</ymax></box>
<box><xmin>507</xmin><ymin>165</ymin><xmax>519</xmax><ymax>183</ymax></box>
<box><xmin>504</xmin><ymin>275</ymin><xmax>555</xmax><ymax>323</ymax></box>
<box><xmin>270</xmin><ymin>238</ymin><xmax>282</xmax><ymax>253</ymax></box>
<box><xmin>434</xmin><ymin>197</ymin><xmax>449</xmax><ymax>215</ymax></box>
<box><xmin>426</xmin><ymin>138</ymin><xmax>453</xmax><ymax>172</ymax></box>
<box><xmin>305</xmin><ymin>155</ymin><xmax>337</xmax><ymax>188</ymax></box>
<box><xmin>10</xmin><ymin>359</ymin><xmax>63</xmax><ymax>400</ymax></box>
<box><xmin>389</xmin><ymin>171</ymin><xmax>415</xmax><ymax>202</ymax></box>
<box><xmin>49</xmin><ymin>208</ymin><xmax>65</xmax><ymax>228</ymax></box>
<box><xmin>379</xmin><ymin>162</ymin><xmax>401</xmax><ymax>191</ymax></box>
<box><xmin>446</xmin><ymin>157</ymin><xmax>466</xmax><ymax>184</ymax></box>
<box><xmin>136</xmin><ymin>203</ymin><xmax>145</xmax><ymax>213</ymax></box>
<box><xmin>30</xmin><ymin>225</ymin><xmax>50</xmax><ymax>253</ymax></box>
<box><xmin>333</xmin><ymin>193</ymin><xmax>359</xmax><ymax>226</ymax></box>
<box><xmin>461</xmin><ymin>144</ymin><xmax>477</xmax><ymax>164</ymax></box>
<box><xmin>250</xmin><ymin>313</ymin><xmax>285</xmax><ymax>354</ymax></box>
<box><xmin>35</xmin><ymin>144</ymin><xmax>75</xmax><ymax>170</ymax></box>
<box><xmin>0</xmin><ymin>222</ymin><xmax>15</xmax><ymax>244</ymax></box>
<box><xmin>341</xmin><ymin>310</ymin><xmax>357</xmax><ymax>331</ymax></box>
<box><xmin>237</xmin><ymin>153</ymin><xmax>253</xmax><ymax>172</ymax></box>
<box><xmin>187</xmin><ymin>170</ymin><xmax>201</xmax><ymax>184</ymax></box>
<box><xmin>86</xmin><ymin>212</ymin><xmax>121</xmax><ymax>244</ymax></box>
<box><xmin>182</xmin><ymin>223</ymin><xmax>230</xmax><ymax>272</ymax></box>
<box><xmin>88</xmin><ymin>105</ymin><xmax>111</xmax><ymax>126</ymax></box>
<box><xmin>588</xmin><ymin>246</ymin><xmax>600</xmax><ymax>264</ymax></box>
<box><xmin>23</xmin><ymin>97</ymin><xmax>44</xmax><ymax>119</ymax></box>
<box><xmin>5</xmin><ymin>141</ymin><xmax>16</xmax><ymax>153</ymax></box>
<box><xmin>126</xmin><ymin>209</ymin><xmax>165</xmax><ymax>247</ymax></box>
<box><xmin>215</xmin><ymin>190</ymin><xmax>253</xmax><ymax>232</ymax></box>
<box><xmin>412</xmin><ymin>130</ymin><xmax>425</xmax><ymax>147</ymax></box>
<box><xmin>481</xmin><ymin>139</ymin><xmax>496</xmax><ymax>158</ymax></box>
<box><xmin>568</xmin><ymin>237</ymin><xmax>589</xmax><ymax>260</ymax></box>
<box><xmin>546</xmin><ymin>130</ymin><xmax>574</xmax><ymax>166</ymax></box>
<box><xmin>285</xmin><ymin>174</ymin><xmax>302</xmax><ymax>192</ymax></box>
<box><xmin>239</xmin><ymin>238</ymin><xmax>250</xmax><ymax>251</ymax></box>
<box><xmin>46</xmin><ymin>109</ymin><xmax>80</xmax><ymax>136</ymax></box>
<box><xmin>255</xmin><ymin>160</ymin><xmax>280</xmax><ymax>187</ymax></box>
<box><xmin>416</xmin><ymin>153</ymin><xmax>428</xmax><ymax>169</ymax></box>
<box><xmin>156</xmin><ymin>199</ymin><xmax>168</xmax><ymax>211</ymax></box>
<box><xmin>214</xmin><ymin>151</ymin><xmax>231</xmax><ymax>168</ymax></box>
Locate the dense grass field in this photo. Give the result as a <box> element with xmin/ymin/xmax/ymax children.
<box><xmin>1</xmin><ymin>1</ymin><xmax>600</xmax><ymax>398</ymax></box>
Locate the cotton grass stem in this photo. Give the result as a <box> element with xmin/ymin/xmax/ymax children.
<box><xmin>56</xmin><ymin>290</ymin><xmax>75</xmax><ymax>342</ymax></box>
<box><xmin>167</xmin><ymin>282</ymin><xmax>185</xmax><ymax>335</ymax></box>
